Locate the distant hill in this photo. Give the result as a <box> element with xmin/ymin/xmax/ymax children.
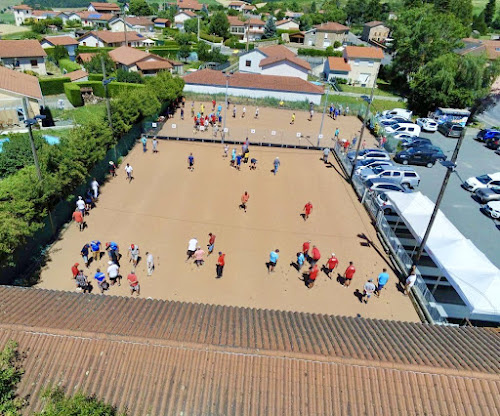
<box><xmin>22</xmin><ymin>0</ymin><xmax>94</xmax><ymax>8</ymax></box>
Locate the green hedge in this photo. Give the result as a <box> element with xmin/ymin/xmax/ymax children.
<box><xmin>39</xmin><ymin>77</ymin><xmax>71</xmax><ymax>95</ymax></box>
<box><xmin>64</xmin><ymin>80</ymin><xmax>146</xmax><ymax>107</ymax></box>
<box><xmin>88</xmin><ymin>73</ymin><xmax>104</xmax><ymax>81</ymax></box>
<box><xmin>199</xmin><ymin>32</ymin><xmax>223</xmax><ymax>43</ymax></box>
<box><xmin>77</xmin><ymin>46</ymin><xmax>115</xmax><ymax>53</ymax></box>
<box><xmin>59</xmin><ymin>58</ymin><xmax>81</xmax><ymax>73</ymax></box>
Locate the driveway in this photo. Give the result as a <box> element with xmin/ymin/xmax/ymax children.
<box><xmin>403</xmin><ymin>128</ymin><xmax>500</xmax><ymax>268</ymax></box>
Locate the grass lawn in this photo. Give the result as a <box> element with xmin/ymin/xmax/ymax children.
<box><xmin>338</xmin><ymin>84</ymin><xmax>402</xmax><ymax>99</ymax></box>
<box><xmin>52</xmin><ymin>103</ymin><xmax>107</xmax><ymax>125</ymax></box>
<box><xmin>0</xmin><ymin>12</ymin><xmax>14</xmax><ymax>24</ymax></box>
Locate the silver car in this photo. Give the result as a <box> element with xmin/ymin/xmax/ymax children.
<box><xmin>361</xmin><ymin>166</ymin><xmax>421</xmax><ymax>189</ymax></box>
<box><xmin>474</xmin><ymin>186</ymin><xmax>500</xmax><ymax>203</ymax></box>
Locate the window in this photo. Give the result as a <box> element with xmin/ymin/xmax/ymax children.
<box><xmin>354</xmin><ymin>59</ymin><xmax>360</xmax><ymax>66</ymax></box>
<box><xmin>30</xmin><ymin>59</ymin><xmax>38</xmax><ymax>67</ymax></box>
<box><xmin>368</xmin><ymin>60</ymin><xmax>374</xmax><ymax>67</ymax></box>
<box><xmin>405</xmin><ymin>172</ymin><xmax>417</xmax><ymax>177</ymax></box>
<box><xmin>393</xmin><ymin>172</ymin><xmax>401</xmax><ymax>177</ymax></box>
<box><xmin>381</xmin><ymin>172</ymin><xmax>391</xmax><ymax>177</ymax></box>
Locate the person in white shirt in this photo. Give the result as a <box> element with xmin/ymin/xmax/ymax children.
<box><xmin>91</xmin><ymin>178</ymin><xmax>99</xmax><ymax>199</ymax></box>
<box><xmin>186</xmin><ymin>238</ymin><xmax>198</xmax><ymax>262</ymax></box>
<box><xmin>146</xmin><ymin>252</ymin><xmax>154</xmax><ymax>276</ymax></box>
<box><xmin>107</xmin><ymin>261</ymin><xmax>120</xmax><ymax>286</ymax></box>
<box><xmin>124</xmin><ymin>163</ymin><xmax>133</xmax><ymax>182</ymax></box>
<box><xmin>405</xmin><ymin>266</ymin><xmax>417</xmax><ymax>295</ymax></box>
<box><xmin>76</xmin><ymin>196</ymin><xmax>86</xmax><ymax>216</ymax></box>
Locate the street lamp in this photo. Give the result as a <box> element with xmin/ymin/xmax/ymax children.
<box><xmin>24</xmin><ymin>113</ymin><xmax>46</xmax><ymax>181</ymax></box>
<box><xmin>222</xmin><ymin>72</ymin><xmax>233</xmax><ymax>143</ymax></box>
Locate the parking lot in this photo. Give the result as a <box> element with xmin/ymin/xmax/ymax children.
<box><xmin>403</xmin><ymin>128</ymin><xmax>500</xmax><ymax>268</ymax></box>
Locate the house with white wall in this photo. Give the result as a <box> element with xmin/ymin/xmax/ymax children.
<box><xmin>0</xmin><ymin>40</ymin><xmax>47</xmax><ymax>75</ymax></box>
<box><xmin>78</xmin><ymin>31</ymin><xmax>150</xmax><ymax>47</ymax></box>
<box><xmin>304</xmin><ymin>22</ymin><xmax>349</xmax><ymax>48</ymax></box>
<box><xmin>40</xmin><ymin>36</ymin><xmax>79</xmax><ymax>61</ymax></box>
<box><xmin>109</xmin><ymin>46</ymin><xmax>174</xmax><ymax>75</ymax></box>
<box><xmin>245</xmin><ymin>18</ymin><xmax>265</xmax><ymax>41</ymax></box>
<box><xmin>275</xmin><ymin>19</ymin><xmax>299</xmax><ymax>31</ymax></box>
<box><xmin>13</xmin><ymin>4</ymin><xmax>32</xmax><ymax>26</ymax></box>
<box><xmin>109</xmin><ymin>16</ymin><xmax>155</xmax><ymax>34</ymax></box>
<box><xmin>77</xmin><ymin>11</ymin><xmax>115</xmax><ymax>28</ymax></box>
<box><xmin>239</xmin><ymin>45</ymin><xmax>310</xmax><ymax>80</ymax></box>
<box><xmin>183</xmin><ymin>69</ymin><xmax>324</xmax><ymax>104</ymax></box>
<box><xmin>228</xmin><ymin>16</ymin><xmax>246</xmax><ymax>40</ymax></box>
<box><xmin>87</xmin><ymin>2</ymin><xmax>121</xmax><ymax>13</ymax></box>
<box><xmin>343</xmin><ymin>45</ymin><xmax>383</xmax><ymax>87</ymax></box>
<box><xmin>174</xmin><ymin>10</ymin><xmax>196</xmax><ymax>30</ymax></box>
<box><xmin>323</xmin><ymin>56</ymin><xmax>351</xmax><ymax>82</ymax></box>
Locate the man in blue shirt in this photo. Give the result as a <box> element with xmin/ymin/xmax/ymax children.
<box><xmin>94</xmin><ymin>268</ymin><xmax>107</xmax><ymax>294</ymax></box>
<box><xmin>376</xmin><ymin>268</ymin><xmax>390</xmax><ymax>297</ymax></box>
<box><xmin>273</xmin><ymin>157</ymin><xmax>280</xmax><ymax>175</ymax></box>
<box><xmin>90</xmin><ymin>240</ymin><xmax>101</xmax><ymax>263</ymax></box>
<box><xmin>268</xmin><ymin>249</ymin><xmax>280</xmax><ymax>273</ymax></box>
<box><xmin>141</xmin><ymin>136</ymin><xmax>147</xmax><ymax>152</ymax></box>
<box><xmin>80</xmin><ymin>244</ymin><xmax>90</xmax><ymax>268</ymax></box>
<box><xmin>188</xmin><ymin>153</ymin><xmax>194</xmax><ymax>171</ymax></box>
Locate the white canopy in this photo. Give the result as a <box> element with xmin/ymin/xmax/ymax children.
<box><xmin>386</xmin><ymin>191</ymin><xmax>500</xmax><ymax>317</ymax></box>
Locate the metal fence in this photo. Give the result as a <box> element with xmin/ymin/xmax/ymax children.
<box><xmin>332</xmin><ymin>142</ymin><xmax>445</xmax><ymax>323</ymax></box>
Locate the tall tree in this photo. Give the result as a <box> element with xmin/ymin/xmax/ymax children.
<box><xmin>263</xmin><ymin>17</ymin><xmax>277</xmax><ymax>38</ymax></box>
<box><xmin>128</xmin><ymin>0</ymin><xmax>152</xmax><ymax>16</ymax></box>
<box><xmin>208</xmin><ymin>11</ymin><xmax>229</xmax><ymax>38</ymax></box>
<box><xmin>473</xmin><ymin>11</ymin><xmax>488</xmax><ymax>34</ymax></box>
<box><xmin>484</xmin><ymin>0</ymin><xmax>496</xmax><ymax>26</ymax></box>
<box><xmin>365</xmin><ymin>0</ymin><xmax>382</xmax><ymax>21</ymax></box>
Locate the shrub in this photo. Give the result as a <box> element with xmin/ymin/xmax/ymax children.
<box><xmin>39</xmin><ymin>77</ymin><xmax>71</xmax><ymax>95</ymax></box>
<box><xmin>64</xmin><ymin>82</ymin><xmax>83</xmax><ymax>106</ymax></box>
<box><xmin>199</xmin><ymin>32</ymin><xmax>223</xmax><ymax>43</ymax></box>
<box><xmin>107</xmin><ymin>82</ymin><xmax>145</xmax><ymax>96</ymax></box>
<box><xmin>88</xmin><ymin>73</ymin><xmax>104</xmax><ymax>81</ymax></box>
<box><xmin>58</xmin><ymin>58</ymin><xmax>81</xmax><ymax>73</ymax></box>
<box><xmin>116</xmin><ymin>68</ymin><xmax>144</xmax><ymax>84</ymax></box>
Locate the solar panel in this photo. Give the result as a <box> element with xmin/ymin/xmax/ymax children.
<box><xmin>89</xmin><ymin>13</ymin><xmax>101</xmax><ymax>19</ymax></box>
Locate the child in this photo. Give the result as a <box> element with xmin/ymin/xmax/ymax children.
<box><xmin>223</xmin><ymin>145</ymin><xmax>229</xmax><ymax>157</ymax></box>
<box><xmin>250</xmin><ymin>158</ymin><xmax>257</xmax><ymax>170</ymax></box>
<box><xmin>236</xmin><ymin>154</ymin><xmax>242</xmax><ymax>170</ymax></box>
<box><xmin>296</xmin><ymin>252</ymin><xmax>305</xmax><ymax>271</ymax></box>
<box><xmin>243</xmin><ymin>150</ymin><xmax>249</xmax><ymax>163</ymax></box>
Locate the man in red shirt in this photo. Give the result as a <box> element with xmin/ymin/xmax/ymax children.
<box><xmin>343</xmin><ymin>261</ymin><xmax>356</xmax><ymax>287</ymax></box>
<box><xmin>127</xmin><ymin>270</ymin><xmax>140</xmax><ymax>296</ymax></box>
<box><xmin>302</xmin><ymin>241</ymin><xmax>311</xmax><ymax>258</ymax></box>
<box><xmin>72</xmin><ymin>208</ymin><xmax>84</xmax><ymax>232</ymax></box>
<box><xmin>71</xmin><ymin>262</ymin><xmax>79</xmax><ymax>279</ymax></box>
<box><xmin>240</xmin><ymin>191</ymin><xmax>250</xmax><ymax>213</ymax></box>
<box><xmin>303</xmin><ymin>202</ymin><xmax>313</xmax><ymax>221</ymax></box>
<box><xmin>216</xmin><ymin>251</ymin><xmax>225</xmax><ymax>278</ymax></box>
<box><xmin>306</xmin><ymin>264</ymin><xmax>319</xmax><ymax>288</ymax></box>
<box><xmin>310</xmin><ymin>245</ymin><xmax>321</xmax><ymax>267</ymax></box>
<box><xmin>325</xmin><ymin>253</ymin><xmax>339</xmax><ymax>278</ymax></box>
<box><xmin>207</xmin><ymin>233</ymin><xmax>216</xmax><ymax>256</ymax></box>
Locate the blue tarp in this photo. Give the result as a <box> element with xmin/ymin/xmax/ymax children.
<box><xmin>0</xmin><ymin>137</ymin><xmax>10</xmax><ymax>153</ymax></box>
<box><xmin>43</xmin><ymin>135</ymin><xmax>60</xmax><ymax>145</ymax></box>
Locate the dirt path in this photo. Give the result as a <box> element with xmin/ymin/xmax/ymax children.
<box><xmin>38</xmin><ymin>141</ymin><xmax>418</xmax><ymax>322</ymax></box>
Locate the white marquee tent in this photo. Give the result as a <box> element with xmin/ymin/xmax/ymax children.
<box><xmin>386</xmin><ymin>191</ymin><xmax>500</xmax><ymax>318</ymax></box>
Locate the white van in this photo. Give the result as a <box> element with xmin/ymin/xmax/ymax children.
<box><xmin>381</xmin><ymin>108</ymin><xmax>413</xmax><ymax>119</ymax></box>
<box><xmin>462</xmin><ymin>172</ymin><xmax>500</xmax><ymax>192</ymax></box>
<box><xmin>384</xmin><ymin>123</ymin><xmax>421</xmax><ymax>137</ymax></box>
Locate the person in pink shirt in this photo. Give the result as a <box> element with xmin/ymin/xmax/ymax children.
<box><xmin>194</xmin><ymin>247</ymin><xmax>205</xmax><ymax>267</ymax></box>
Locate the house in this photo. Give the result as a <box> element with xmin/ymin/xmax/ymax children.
<box><xmin>76</xmin><ymin>52</ymin><xmax>96</xmax><ymax>64</ymax></box>
<box><xmin>78</xmin><ymin>31</ymin><xmax>150</xmax><ymax>47</ymax></box>
<box><xmin>361</xmin><ymin>21</ymin><xmax>390</xmax><ymax>44</ymax></box>
<box><xmin>285</xmin><ymin>11</ymin><xmax>303</xmax><ymax>19</ymax></box>
<box><xmin>12</xmin><ymin>4</ymin><xmax>32</xmax><ymax>26</ymax></box>
<box><xmin>67</xmin><ymin>69</ymin><xmax>89</xmax><ymax>82</ymax></box>
<box><xmin>343</xmin><ymin>45</ymin><xmax>383</xmax><ymax>87</ymax></box>
<box><xmin>239</xmin><ymin>45</ymin><xmax>310</xmax><ymax>80</ymax></box>
<box><xmin>176</xmin><ymin>0</ymin><xmax>202</xmax><ymax>12</ymax></box>
<box><xmin>228</xmin><ymin>1</ymin><xmax>245</xmax><ymax>10</ymax></box>
<box><xmin>183</xmin><ymin>69</ymin><xmax>323</xmax><ymax>103</ymax></box>
<box><xmin>108</xmin><ymin>45</ymin><xmax>174</xmax><ymax>75</ymax></box>
<box><xmin>40</xmin><ymin>36</ymin><xmax>79</xmax><ymax>61</ymax></box>
<box><xmin>228</xmin><ymin>16</ymin><xmax>246</xmax><ymax>40</ymax></box>
<box><xmin>323</xmin><ymin>56</ymin><xmax>351</xmax><ymax>82</ymax></box>
<box><xmin>241</xmin><ymin>4</ymin><xmax>257</xmax><ymax>14</ymax></box>
<box><xmin>0</xmin><ymin>40</ymin><xmax>47</xmax><ymax>75</ymax></box>
<box><xmin>77</xmin><ymin>11</ymin><xmax>115</xmax><ymax>28</ymax></box>
<box><xmin>30</xmin><ymin>9</ymin><xmax>59</xmax><ymax>21</ymax></box>
<box><xmin>304</xmin><ymin>22</ymin><xmax>349</xmax><ymax>48</ymax></box>
<box><xmin>275</xmin><ymin>19</ymin><xmax>299</xmax><ymax>31</ymax></box>
<box><xmin>87</xmin><ymin>2</ymin><xmax>121</xmax><ymax>13</ymax></box>
<box><xmin>56</xmin><ymin>12</ymin><xmax>82</xmax><ymax>26</ymax></box>
<box><xmin>109</xmin><ymin>16</ymin><xmax>154</xmax><ymax>34</ymax></box>
<box><xmin>0</xmin><ymin>66</ymin><xmax>42</xmax><ymax>127</ymax></box>
<box><xmin>153</xmin><ymin>18</ymin><xmax>171</xmax><ymax>29</ymax></box>
<box><xmin>174</xmin><ymin>10</ymin><xmax>196</xmax><ymax>30</ymax></box>
<box><xmin>245</xmin><ymin>18</ymin><xmax>265</xmax><ymax>41</ymax></box>
<box><xmin>456</xmin><ymin>38</ymin><xmax>500</xmax><ymax>60</ymax></box>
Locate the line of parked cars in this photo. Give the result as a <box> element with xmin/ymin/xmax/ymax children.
<box><xmin>475</xmin><ymin>128</ymin><xmax>500</xmax><ymax>155</ymax></box>
<box><xmin>462</xmin><ymin>172</ymin><xmax>500</xmax><ymax>219</ymax></box>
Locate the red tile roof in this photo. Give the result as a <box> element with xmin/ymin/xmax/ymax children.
<box><xmin>125</xmin><ymin>16</ymin><xmax>153</xmax><ymax>27</ymax></box>
<box><xmin>177</xmin><ymin>0</ymin><xmax>202</xmax><ymax>10</ymax></box>
<box><xmin>77</xmin><ymin>52</ymin><xmax>96</xmax><ymax>62</ymax></box>
<box><xmin>345</xmin><ymin>45</ymin><xmax>384</xmax><ymax>59</ymax></box>
<box><xmin>136</xmin><ymin>59</ymin><xmax>173</xmax><ymax>70</ymax></box>
<box><xmin>258</xmin><ymin>44</ymin><xmax>310</xmax><ymax>71</ymax></box>
<box><xmin>0</xmin><ymin>39</ymin><xmax>47</xmax><ymax>58</ymax></box>
<box><xmin>89</xmin><ymin>1</ymin><xmax>121</xmax><ymax>11</ymax></box>
<box><xmin>154</xmin><ymin>18</ymin><xmax>171</xmax><ymax>24</ymax></box>
<box><xmin>177</xmin><ymin>10</ymin><xmax>197</xmax><ymax>17</ymax></box>
<box><xmin>42</xmin><ymin>35</ymin><xmax>78</xmax><ymax>46</ymax></box>
<box><xmin>248</xmin><ymin>17</ymin><xmax>265</xmax><ymax>25</ymax></box>
<box><xmin>327</xmin><ymin>56</ymin><xmax>351</xmax><ymax>71</ymax></box>
<box><xmin>67</xmin><ymin>69</ymin><xmax>88</xmax><ymax>81</ymax></box>
<box><xmin>314</xmin><ymin>21</ymin><xmax>349</xmax><ymax>32</ymax></box>
<box><xmin>364</xmin><ymin>20</ymin><xmax>386</xmax><ymax>27</ymax></box>
<box><xmin>184</xmin><ymin>69</ymin><xmax>323</xmax><ymax>94</ymax></box>
<box><xmin>79</xmin><ymin>30</ymin><xmax>144</xmax><ymax>45</ymax></box>
<box><xmin>228</xmin><ymin>15</ymin><xmax>245</xmax><ymax>26</ymax></box>
<box><xmin>0</xmin><ymin>287</ymin><xmax>499</xmax><ymax>415</ymax></box>
<box><xmin>0</xmin><ymin>65</ymin><xmax>42</xmax><ymax>99</ymax></box>
<box><xmin>77</xmin><ymin>11</ymin><xmax>115</xmax><ymax>21</ymax></box>
<box><xmin>12</xmin><ymin>4</ymin><xmax>31</xmax><ymax>9</ymax></box>
<box><xmin>109</xmin><ymin>45</ymin><xmax>149</xmax><ymax>65</ymax></box>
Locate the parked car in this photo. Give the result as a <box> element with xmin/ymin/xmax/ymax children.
<box><xmin>475</xmin><ymin>129</ymin><xmax>500</xmax><ymax>142</ymax></box>
<box><xmin>437</xmin><ymin>121</ymin><xmax>464</xmax><ymax>137</ymax></box>
<box><xmin>394</xmin><ymin>146</ymin><xmax>447</xmax><ymax>167</ymax></box>
<box><xmin>376</xmin><ymin>191</ymin><xmax>396</xmax><ymax>214</ymax></box>
<box><xmin>401</xmin><ymin>137</ymin><xmax>432</xmax><ymax>149</ymax></box>
<box><xmin>379</xmin><ymin>118</ymin><xmax>405</xmax><ymax>127</ymax></box>
<box><xmin>482</xmin><ymin>201</ymin><xmax>500</xmax><ymax>219</ymax></box>
<box><xmin>462</xmin><ymin>172</ymin><xmax>500</xmax><ymax>192</ymax></box>
<box><xmin>474</xmin><ymin>186</ymin><xmax>500</xmax><ymax>203</ymax></box>
<box><xmin>379</xmin><ymin>115</ymin><xmax>409</xmax><ymax>124</ymax></box>
<box><xmin>485</xmin><ymin>137</ymin><xmax>500</xmax><ymax>150</ymax></box>
<box><xmin>364</xmin><ymin>178</ymin><xmax>410</xmax><ymax>193</ymax></box>
<box><xmin>416</xmin><ymin>118</ymin><xmax>438</xmax><ymax>132</ymax></box>
<box><xmin>354</xmin><ymin>159</ymin><xmax>394</xmax><ymax>175</ymax></box>
<box><xmin>347</xmin><ymin>149</ymin><xmax>390</xmax><ymax>162</ymax></box>
<box><xmin>360</xmin><ymin>166</ymin><xmax>421</xmax><ymax>189</ymax></box>
<box><xmin>381</xmin><ymin>108</ymin><xmax>413</xmax><ymax>119</ymax></box>
<box><xmin>384</xmin><ymin>123</ymin><xmax>421</xmax><ymax>137</ymax></box>
<box><xmin>393</xmin><ymin>133</ymin><xmax>415</xmax><ymax>141</ymax></box>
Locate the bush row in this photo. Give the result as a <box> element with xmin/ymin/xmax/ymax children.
<box><xmin>64</xmin><ymin>81</ymin><xmax>146</xmax><ymax>107</ymax></box>
<box><xmin>58</xmin><ymin>58</ymin><xmax>81</xmax><ymax>73</ymax></box>
<box><xmin>39</xmin><ymin>77</ymin><xmax>71</xmax><ymax>95</ymax></box>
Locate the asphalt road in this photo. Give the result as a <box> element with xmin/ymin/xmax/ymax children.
<box><xmin>401</xmin><ymin>128</ymin><xmax>500</xmax><ymax>268</ymax></box>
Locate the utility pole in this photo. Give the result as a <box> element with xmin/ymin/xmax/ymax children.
<box><xmin>197</xmin><ymin>16</ymin><xmax>200</xmax><ymax>41</ymax></box>
<box><xmin>349</xmin><ymin>72</ymin><xmax>378</xmax><ymax>181</ymax></box>
<box><xmin>317</xmin><ymin>83</ymin><xmax>330</xmax><ymax>147</ymax></box>
<box><xmin>223</xmin><ymin>73</ymin><xmax>232</xmax><ymax>143</ymax></box>
<box><xmin>22</xmin><ymin>97</ymin><xmax>42</xmax><ymax>181</ymax></box>
<box><xmin>122</xmin><ymin>5</ymin><xmax>128</xmax><ymax>46</ymax></box>
<box><xmin>101</xmin><ymin>56</ymin><xmax>113</xmax><ymax>132</ymax></box>
<box><xmin>245</xmin><ymin>22</ymin><xmax>250</xmax><ymax>52</ymax></box>
<box><xmin>413</xmin><ymin>127</ymin><xmax>467</xmax><ymax>264</ymax></box>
